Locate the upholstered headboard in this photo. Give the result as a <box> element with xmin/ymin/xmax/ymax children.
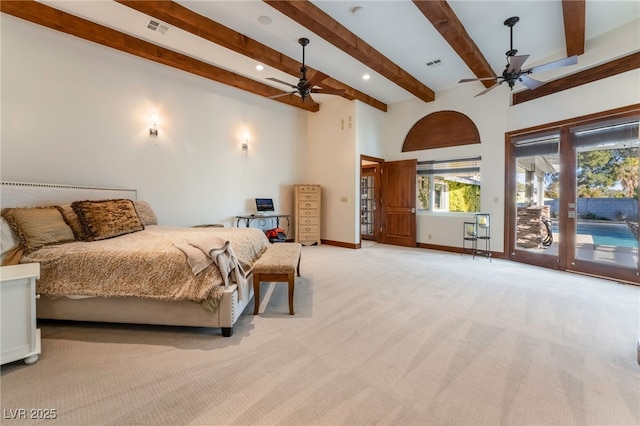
<box><xmin>1</xmin><ymin>181</ymin><xmax>137</xmax><ymax>208</ymax></box>
<box><xmin>0</xmin><ymin>182</ymin><xmax>140</xmax><ymax>261</ymax></box>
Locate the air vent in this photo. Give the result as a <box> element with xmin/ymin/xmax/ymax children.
<box><xmin>146</xmin><ymin>19</ymin><xmax>170</xmax><ymax>35</ymax></box>
<box><xmin>426</xmin><ymin>59</ymin><xmax>443</xmax><ymax>68</ymax></box>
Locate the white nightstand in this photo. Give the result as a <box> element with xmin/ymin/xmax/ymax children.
<box><xmin>1</xmin><ymin>263</ymin><xmax>41</xmax><ymax>365</ymax></box>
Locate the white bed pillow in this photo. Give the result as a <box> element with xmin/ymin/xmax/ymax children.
<box><xmin>1</xmin><ymin>217</ymin><xmax>19</xmax><ymax>261</ymax></box>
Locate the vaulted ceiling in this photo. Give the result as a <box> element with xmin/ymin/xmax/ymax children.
<box><xmin>2</xmin><ymin>1</ymin><xmax>639</xmax><ymax>112</ymax></box>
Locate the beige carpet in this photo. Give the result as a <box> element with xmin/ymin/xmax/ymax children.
<box><xmin>2</xmin><ymin>243</ymin><xmax>639</xmax><ymax>425</ymax></box>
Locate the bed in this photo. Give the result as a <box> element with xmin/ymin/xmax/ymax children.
<box><xmin>0</xmin><ymin>181</ymin><xmax>270</xmax><ymax>336</ymax></box>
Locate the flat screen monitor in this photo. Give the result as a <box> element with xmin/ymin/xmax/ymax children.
<box><xmin>255</xmin><ymin>198</ymin><xmax>274</xmax><ymax>212</ymax></box>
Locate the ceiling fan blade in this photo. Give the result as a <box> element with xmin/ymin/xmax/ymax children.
<box><xmin>304</xmin><ymin>93</ymin><xmax>318</xmax><ymax>104</ymax></box>
<box><xmin>507</xmin><ymin>55</ymin><xmax>529</xmax><ymax>73</ymax></box>
<box><xmin>529</xmin><ymin>55</ymin><xmax>578</xmax><ymax>74</ymax></box>
<box><xmin>519</xmin><ymin>75</ymin><xmax>545</xmax><ymax>90</ymax></box>
<box><xmin>474</xmin><ymin>81</ymin><xmax>501</xmax><ymax>97</ymax></box>
<box><xmin>268</xmin><ymin>91</ymin><xmax>297</xmax><ymax>99</ymax></box>
<box><xmin>266</xmin><ymin>77</ymin><xmax>297</xmax><ymax>90</ymax></box>
<box><xmin>459</xmin><ymin>77</ymin><xmax>498</xmax><ymax>83</ymax></box>
<box><xmin>310</xmin><ymin>88</ymin><xmax>345</xmax><ymax>96</ymax></box>
<box><xmin>304</xmin><ymin>71</ymin><xmax>329</xmax><ymax>89</ymax></box>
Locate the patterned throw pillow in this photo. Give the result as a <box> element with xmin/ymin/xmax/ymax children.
<box><xmin>1</xmin><ymin>207</ymin><xmax>75</xmax><ymax>253</ymax></box>
<box><xmin>56</xmin><ymin>204</ymin><xmax>88</xmax><ymax>241</ymax></box>
<box><xmin>72</xmin><ymin>199</ymin><xmax>143</xmax><ymax>241</ymax></box>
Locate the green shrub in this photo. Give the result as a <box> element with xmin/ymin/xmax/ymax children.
<box><xmin>448</xmin><ymin>181</ymin><xmax>480</xmax><ymax>212</ymax></box>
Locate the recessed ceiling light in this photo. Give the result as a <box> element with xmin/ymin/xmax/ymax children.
<box><xmin>362</xmin><ymin>74</ymin><xmax>370</xmax><ymax>80</ymax></box>
<box><xmin>257</xmin><ymin>15</ymin><xmax>272</xmax><ymax>25</ymax></box>
<box><xmin>256</xmin><ymin>64</ymin><xmax>264</xmax><ymax>71</ymax></box>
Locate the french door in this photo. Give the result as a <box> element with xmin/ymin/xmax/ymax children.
<box><xmin>360</xmin><ymin>163</ymin><xmax>378</xmax><ymax>241</ymax></box>
<box><xmin>506</xmin><ymin>107</ymin><xmax>639</xmax><ymax>284</ymax></box>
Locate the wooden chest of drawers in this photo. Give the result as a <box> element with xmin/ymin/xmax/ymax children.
<box><xmin>294</xmin><ymin>184</ymin><xmax>321</xmax><ymax>246</ymax></box>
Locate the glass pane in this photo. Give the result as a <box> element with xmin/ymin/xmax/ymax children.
<box><xmin>572</xmin><ymin>119</ymin><xmax>639</xmax><ymax>268</ymax></box>
<box><xmin>417</xmin><ymin>158</ymin><xmax>481</xmax><ymax>213</ymax></box>
<box><xmin>513</xmin><ymin>134</ymin><xmax>560</xmax><ymax>257</ymax></box>
<box><xmin>416</xmin><ymin>176</ymin><xmax>430</xmax><ymax>210</ymax></box>
<box><xmin>360</xmin><ymin>175</ymin><xmax>375</xmax><ymax>237</ymax></box>
<box><xmin>434</xmin><ymin>179</ymin><xmax>447</xmax><ymax>210</ymax></box>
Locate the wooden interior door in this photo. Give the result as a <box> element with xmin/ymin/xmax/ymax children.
<box><xmin>381</xmin><ymin>159</ymin><xmax>417</xmax><ymax>247</ymax></box>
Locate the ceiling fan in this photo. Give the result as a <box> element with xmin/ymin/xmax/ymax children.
<box><xmin>267</xmin><ymin>38</ymin><xmax>345</xmax><ymax>103</ymax></box>
<box><xmin>459</xmin><ymin>16</ymin><xmax>578</xmax><ymax>97</ymax></box>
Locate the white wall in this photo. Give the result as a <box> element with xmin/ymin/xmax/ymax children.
<box><xmin>1</xmin><ymin>15</ymin><xmax>307</xmax><ymax>228</ymax></box>
<box><xmin>305</xmin><ymin>98</ymin><xmax>385</xmax><ymax>246</ymax></box>
<box><xmin>508</xmin><ymin>18</ymin><xmax>640</xmax><ymax>130</ymax></box>
<box><xmin>2</xmin><ymin>14</ymin><xmax>638</xmax><ymax>250</ymax></box>
<box><xmin>355</xmin><ymin>101</ymin><xmax>387</xmax><ymax>242</ymax></box>
<box><xmin>306</xmin><ymin>96</ymin><xmax>357</xmax><ymax>244</ymax></box>
<box><xmin>382</xmin><ymin>83</ymin><xmax>508</xmax><ymax>251</ymax></box>
<box><xmin>381</xmin><ymin>19</ymin><xmax>640</xmax><ymax>253</ymax></box>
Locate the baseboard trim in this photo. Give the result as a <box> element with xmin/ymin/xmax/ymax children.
<box><xmin>417</xmin><ymin>242</ymin><xmax>504</xmax><ymax>259</ymax></box>
<box><xmin>321</xmin><ymin>239</ymin><xmax>360</xmax><ymax>249</ymax></box>
<box><xmin>316</xmin><ymin>239</ymin><xmax>502</xmax><ymax>257</ymax></box>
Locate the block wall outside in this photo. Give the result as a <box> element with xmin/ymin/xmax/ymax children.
<box><xmin>545</xmin><ymin>198</ymin><xmax>638</xmax><ymax>221</ymax></box>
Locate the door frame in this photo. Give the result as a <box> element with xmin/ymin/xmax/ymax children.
<box><xmin>504</xmin><ymin>104</ymin><xmax>640</xmax><ymax>283</ymax></box>
<box><xmin>360</xmin><ymin>155</ymin><xmax>384</xmax><ymax>242</ymax></box>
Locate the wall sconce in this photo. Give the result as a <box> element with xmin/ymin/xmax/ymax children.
<box><xmin>149</xmin><ymin>114</ymin><xmax>159</xmax><ymax>136</ymax></box>
<box><xmin>242</xmin><ymin>133</ymin><xmax>249</xmax><ymax>151</ymax></box>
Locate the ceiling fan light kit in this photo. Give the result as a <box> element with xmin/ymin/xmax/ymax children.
<box><xmin>459</xmin><ymin>16</ymin><xmax>578</xmax><ymax>97</ymax></box>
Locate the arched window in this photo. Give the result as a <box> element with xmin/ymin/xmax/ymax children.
<box><xmin>402</xmin><ymin>110</ymin><xmax>480</xmax><ymax>152</ymax></box>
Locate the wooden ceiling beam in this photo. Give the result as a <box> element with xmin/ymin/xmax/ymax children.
<box><xmin>1</xmin><ymin>0</ymin><xmax>319</xmax><ymax>112</ymax></box>
<box><xmin>116</xmin><ymin>0</ymin><xmax>387</xmax><ymax>112</ymax></box>
<box><xmin>412</xmin><ymin>0</ymin><xmax>495</xmax><ymax>89</ymax></box>
<box><xmin>512</xmin><ymin>51</ymin><xmax>640</xmax><ymax>105</ymax></box>
<box><xmin>264</xmin><ymin>0</ymin><xmax>436</xmax><ymax>102</ymax></box>
<box><xmin>562</xmin><ymin>0</ymin><xmax>586</xmax><ymax>57</ymax></box>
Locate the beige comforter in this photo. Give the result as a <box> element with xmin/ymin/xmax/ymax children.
<box><xmin>21</xmin><ymin>225</ymin><xmax>270</xmax><ymax>312</ymax></box>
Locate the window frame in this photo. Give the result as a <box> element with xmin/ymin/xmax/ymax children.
<box><xmin>416</xmin><ymin>157</ymin><xmax>482</xmax><ymax>214</ymax></box>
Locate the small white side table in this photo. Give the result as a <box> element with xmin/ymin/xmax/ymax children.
<box><xmin>1</xmin><ymin>263</ymin><xmax>41</xmax><ymax>365</ymax></box>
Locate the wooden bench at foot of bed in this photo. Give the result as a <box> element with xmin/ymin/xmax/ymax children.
<box><xmin>252</xmin><ymin>243</ymin><xmax>302</xmax><ymax>315</ymax></box>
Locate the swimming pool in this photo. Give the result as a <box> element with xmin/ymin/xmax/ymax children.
<box><xmin>552</xmin><ymin>222</ymin><xmax>638</xmax><ymax>248</ymax></box>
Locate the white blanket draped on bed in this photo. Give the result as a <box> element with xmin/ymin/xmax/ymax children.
<box><xmin>173</xmin><ymin>235</ymin><xmax>248</xmax><ymax>303</ymax></box>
